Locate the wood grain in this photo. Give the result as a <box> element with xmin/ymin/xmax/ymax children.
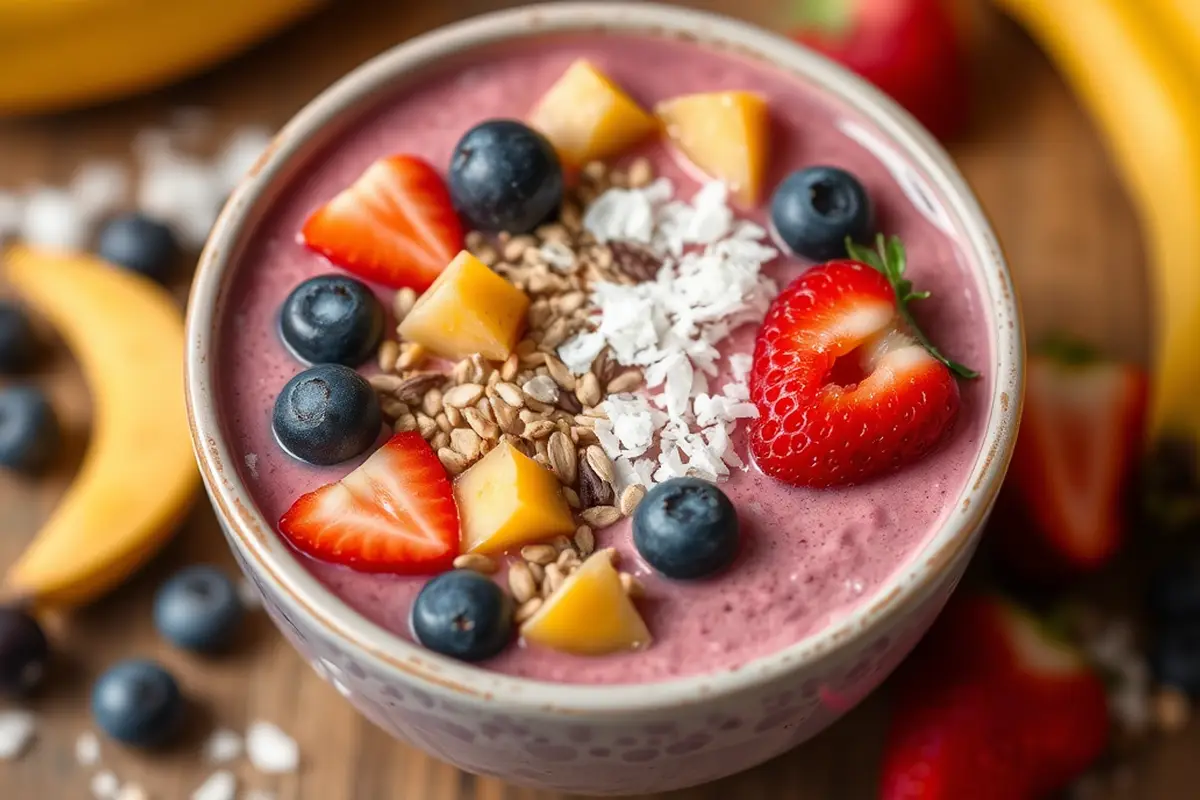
<box><xmin>0</xmin><ymin>2</ymin><xmax>1177</xmax><ymax>798</ymax></box>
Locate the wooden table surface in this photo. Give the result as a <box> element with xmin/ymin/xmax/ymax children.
<box><xmin>0</xmin><ymin>2</ymin><xmax>1187</xmax><ymax>798</ymax></box>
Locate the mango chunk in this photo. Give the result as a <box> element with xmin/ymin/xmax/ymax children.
<box><xmin>454</xmin><ymin>441</ymin><xmax>576</xmax><ymax>555</ymax></box>
<box><xmin>521</xmin><ymin>552</ymin><xmax>652</xmax><ymax>655</ymax></box>
<box><xmin>529</xmin><ymin>59</ymin><xmax>658</xmax><ymax>168</ymax></box>
<box><xmin>398</xmin><ymin>250</ymin><xmax>529</xmax><ymax>361</ymax></box>
<box><xmin>655</xmin><ymin>91</ymin><xmax>769</xmax><ymax>206</ymax></box>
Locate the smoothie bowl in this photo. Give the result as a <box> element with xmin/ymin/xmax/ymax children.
<box><xmin>185</xmin><ymin>3</ymin><xmax>1022</xmax><ymax>794</ymax></box>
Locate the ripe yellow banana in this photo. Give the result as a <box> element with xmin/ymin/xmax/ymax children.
<box><xmin>3</xmin><ymin>248</ymin><xmax>199</xmax><ymax>607</ymax></box>
<box><xmin>993</xmin><ymin>0</ymin><xmax>1200</xmax><ymax>442</ymax></box>
<box><xmin>0</xmin><ymin>0</ymin><xmax>323</xmax><ymax>116</ymax></box>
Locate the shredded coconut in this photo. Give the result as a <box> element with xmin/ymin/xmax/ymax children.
<box><xmin>75</xmin><ymin>730</ymin><xmax>101</xmax><ymax>766</ymax></box>
<box><xmin>0</xmin><ymin>711</ymin><xmax>35</xmax><ymax>760</ymax></box>
<box><xmin>244</xmin><ymin>452</ymin><xmax>259</xmax><ymax>479</ymax></box>
<box><xmin>191</xmin><ymin>770</ymin><xmax>236</xmax><ymax>800</ymax></box>
<box><xmin>246</xmin><ymin>721</ymin><xmax>299</xmax><ymax>774</ymax></box>
<box><xmin>204</xmin><ymin>728</ymin><xmax>244</xmax><ymax>764</ymax></box>
<box><xmin>566</xmin><ymin>179</ymin><xmax>777</xmax><ymax>488</ymax></box>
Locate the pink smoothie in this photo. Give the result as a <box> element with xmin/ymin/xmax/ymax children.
<box><xmin>214</xmin><ymin>33</ymin><xmax>994</xmax><ymax>684</ymax></box>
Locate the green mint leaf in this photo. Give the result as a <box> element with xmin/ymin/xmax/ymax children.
<box><xmin>843</xmin><ymin>235</ymin><xmax>980</xmax><ymax>380</ymax></box>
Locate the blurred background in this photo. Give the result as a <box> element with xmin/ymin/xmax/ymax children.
<box><xmin>0</xmin><ymin>0</ymin><xmax>1192</xmax><ymax>798</ymax></box>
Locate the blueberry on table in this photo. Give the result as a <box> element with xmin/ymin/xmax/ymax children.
<box><xmin>272</xmin><ymin>364</ymin><xmax>381</xmax><ymax>465</ymax></box>
<box><xmin>770</xmin><ymin>166</ymin><xmax>873</xmax><ymax>261</ymax></box>
<box><xmin>448</xmin><ymin>119</ymin><xmax>564</xmax><ymax>234</ymax></box>
<box><xmin>279</xmin><ymin>274</ymin><xmax>384</xmax><ymax>366</ymax></box>
<box><xmin>0</xmin><ymin>606</ymin><xmax>49</xmax><ymax>696</ymax></box>
<box><xmin>0</xmin><ymin>386</ymin><xmax>60</xmax><ymax>473</ymax></box>
<box><xmin>153</xmin><ymin>565</ymin><xmax>243</xmax><ymax>653</ymax></box>
<box><xmin>96</xmin><ymin>213</ymin><xmax>180</xmax><ymax>283</ymax></box>
<box><xmin>411</xmin><ymin>570</ymin><xmax>513</xmax><ymax>662</ymax></box>
<box><xmin>1151</xmin><ymin>621</ymin><xmax>1200</xmax><ymax>697</ymax></box>
<box><xmin>0</xmin><ymin>302</ymin><xmax>38</xmax><ymax>374</ymax></box>
<box><xmin>91</xmin><ymin>659</ymin><xmax>184</xmax><ymax>747</ymax></box>
<box><xmin>633</xmin><ymin>477</ymin><xmax>739</xmax><ymax>580</ymax></box>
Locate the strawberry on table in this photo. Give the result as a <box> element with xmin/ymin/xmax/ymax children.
<box><xmin>279</xmin><ymin>431</ymin><xmax>461</xmax><ymax>574</ymax></box>
<box><xmin>301</xmin><ymin>155</ymin><xmax>464</xmax><ymax>292</ymax></box>
<box><xmin>882</xmin><ymin>594</ymin><xmax>1110</xmax><ymax>800</ymax></box>
<box><xmin>993</xmin><ymin>343</ymin><xmax>1148</xmax><ymax>577</ymax></box>
<box><xmin>748</xmin><ymin>235</ymin><xmax>975</xmax><ymax>488</ymax></box>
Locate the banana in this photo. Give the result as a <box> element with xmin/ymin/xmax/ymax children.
<box><xmin>0</xmin><ymin>0</ymin><xmax>323</xmax><ymax>116</ymax></box>
<box><xmin>992</xmin><ymin>0</ymin><xmax>1200</xmax><ymax>442</ymax></box>
<box><xmin>1144</xmin><ymin>0</ymin><xmax>1200</xmax><ymax>82</ymax></box>
<box><xmin>3</xmin><ymin>247</ymin><xmax>199</xmax><ymax>607</ymax></box>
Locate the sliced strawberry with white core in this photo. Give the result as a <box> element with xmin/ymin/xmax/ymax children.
<box><xmin>301</xmin><ymin>155</ymin><xmax>464</xmax><ymax>292</ymax></box>
<box><xmin>279</xmin><ymin>431</ymin><xmax>461</xmax><ymax>574</ymax></box>
<box><xmin>749</xmin><ymin>236</ymin><xmax>973</xmax><ymax>487</ymax></box>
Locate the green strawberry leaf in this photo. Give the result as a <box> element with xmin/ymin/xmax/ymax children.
<box><xmin>845</xmin><ymin>234</ymin><xmax>980</xmax><ymax>380</ymax></box>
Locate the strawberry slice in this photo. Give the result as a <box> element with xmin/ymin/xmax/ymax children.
<box><xmin>994</xmin><ymin>343</ymin><xmax>1148</xmax><ymax>577</ymax></box>
<box><xmin>279</xmin><ymin>431</ymin><xmax>460</xmax><ymax>574</ymax></box>
<box><xmin>882</xmin><ymin>594</ymin><xmax>1109</xmax><ymax>799</ymax></box>
<box><xmin>301</xmin><ymin>155</ymin><xmax>464</xmax><ymax>292</ymax></box>
<box><xmin>749</xmin><ymin>236</ymin><xmax>974</xmax><ymax>487</ymax></box>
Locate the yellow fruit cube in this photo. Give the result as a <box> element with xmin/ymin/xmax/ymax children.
<box><xmin>397</xmin><ymin>250</ymin><xmax>529</xmax><ymax>361</ymax></box>
<box><xmin>521</xmin><ymin>552</ymin><xmax>652</xmax><ymax>655</ymax></box>
<box><xmin>529</xmin><ymin>59</ymin><xmax>658</xmax><ymax>168</ymax></box>
<box><xmin>655</xmin><ymin>91</ymin><xmax>770</xmax><ymax>206</ymax></box>
<box><xmin>454</xmin><ymin>440</ymin><xmax>576</xmax><ymax>555</ymax></box>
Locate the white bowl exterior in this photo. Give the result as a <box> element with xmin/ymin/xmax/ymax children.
<box><xmin>187</xmin><ymin>3</ymin><xmax>1022</xmax><ymax>794</ymax></box>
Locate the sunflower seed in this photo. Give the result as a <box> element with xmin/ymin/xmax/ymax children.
<box><xmin>542</xmin><ymin>564</ymin><xmax>566</xmax><ymax>597</ymax></box>
<box><xmin>508</xmin><ymin>561</ymin><xmax>537</xmax><ymax>604</ymax></box>
<box><xmin>606</xmin><ymin>370</ymin><xmax>643</xmax><ymax>394</ymax></box>
<box><xmin>574</xmin><ymin>525</ymin><xmax>595</xmax><ymax>556</ymax></box>
<box><xmin>514</xmin><ymin>597</ymin><xmax>543</xmax><ymax>624</ymax></box>
<box><xmin>443</xmin><ymin>383</ymin><xmax>485</xmax><ymax>408</ymax></box>
<box><xmin>490</xmin><ymin>395</ymin><xmax>522</xmax><ymax>434</ymax></box>
<box><xmin>475</xmin><ymin>396</ymin><xmax>495</xmax><ymax>422</ymax></box>
<box><xmin>437</xmin><ymin>447</ymin><xmax>470</xmax><ymax>475</ymax></box>
<box><xmin>494</xmin><ymin>382</ymin><xmax>525</xmax><ymax>408</ymax></box>
<box><xmin>463</xmin><ymin>407</ymin><xmax>500</xmax><ymax>441</ymax></box>
<box><xmin>394</xmin><ymin>413</ymin><xmax>418</xmax><ymax>433</ymax></box>
<box><xmin>619</xmin><ymin>484</ymin><xmax>647</xmax><ymax>516</ymax></box>
<box><xmin>445</xmin><ymin>404</ymin><xmax>463</xmax><ymax>428</ymax></box>
<box><xmin>500</xmin><ymin>353</ymin><xmax>520</xmax><ymax>381</ymax></box>
<box><xmin>562</xmin><ymin>486</ymin><xmax>581</xmax><ymax>509</ymax></box>
<box><xmin>453</xmin><ymin>553</ymin><xmax>497</xmax><ymax>574</ymax></box>
<box><xmin>381</xmin><ymin>398</ymin><xmax>409</xmax><ymax>419</ymax></box>
<box><xmin>521</xmin><ymin>544</ymin><xmax>558</xmax><ymax>565</ymax></box>
<box><xmin>547</xmin><ymin>431</ymin><xmax>577</xmax><ymax>485</ymax></box>
<box><xmin>393</xmin><ymin>287</ymin><xmax>417</xmax><ymax>321</ymax></box>
<box><xmin>377</xmin><ymin>340</ymin><xmax>400</xmax><ymax>373</ymax></box>
<box><xmin>416</xmin><ymin>413</ymin><xmax>438</xmax><ymax>439</ymax></box>
<box><xmin>450</xmin><ymin>427</ymin><xmax>482</xmax><ymax>460</ymax></box>
<box><xmin>527</xmin><ymin>561</ymin><xmax>545</xmax><ymax>584</ymax></box>
<box><xmin>421</xmin><ymin>387</ymin><xmax>443</xmax><ymax>417</ymax></box>
<box><xmin>369</xmin><ymin>374</ymin><xmax>405</xmax><ymax>394</ymax></box>
<box><xmin>576</xmin><ymin>371</ymin><xmax>601</xmax><ymax>408</ymax></box>
<box><xmin>431</xmin><ymin>430</ymin><xmax>450</xmax><ymax>450</ymax></box>
<box><xmin>544</xmin><ymin>356</ymin><xmax>576</xmax><ymax>391</ymax></box>
<box><xmin>580</xmin><ymin>505</ymin><xmax>621</xmax><ymax>528</ymax></box>
<box><xmin>556</xmin><ymin>548</ymin><xmax>580</xmax><ymax>571</ymax></box>
<box><xmin>584</xmin><ymin>445</ymin><xmax>615</xmax><ymax>485</ymax></box>
<box><xmin>521</xmin><ymin>376</ymin><xmax>559</xmax><ymax>404</ymax></box>
<box><xmin>579</xmin><ymin>456</ymin><xmax>615</xmax><ymax>508</ymax></box>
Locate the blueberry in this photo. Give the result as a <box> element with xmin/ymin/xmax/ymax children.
<box><xmin>411</xmin><ymin>570</ymin><xmax>513</xmax><ymax>662</ymax></box>
<box><xmin>1152</xmin><ymin>622</ymin><xmax>1200</xmax><ymax>697</ymax></box>
<box><xmin>153</xmin><ymin>566</ymin><xmax>243</xmax><ymax>653</ymax></box>
<box><xmin>0</xmin><ymin>302</ymin><xmax>38</xmax><ymax>374</ymax></box>
<box><xmin>91</xmin><ymin>659</ymin><xmax>184</xmax><ymax>747</ymax></box>
<box><xmin>448</xmin><ymin>119</ymin><xmax>564</xmax><ymax>234</ymax></box>
<box><xmin>273</xmin><ymin>364</ymin><xmax>381</xmax><ymax>465</ymax></box>
<box><xmin>0</xmin><ymin>607</ymin><xmax>49</xmax><ymax>696</ymax></box>
<box><xmin>1149</xmin><ymin>547</ymin><xmax>1200</xmax><ymax>620</ymax></box>
<box><xmin>97</xmin><ymin>213</ymin><xmax>180</xmax><ymax>283</ymax></box>
<box><xmin>770</xmin><ymin>166</ymin><xmax>873</xmax><ymax>261</ymax></box>
<box><xmin>0</xmin><ymin>386</ymin><xmax>59</xmax><ymax>473</ymax></box>
<box><xmin>279</xmin><ymin>275</ymin><xmax>384</xmax><ymax>366</ymax></box>
<box><xmin>633</xmin><ymin>477</ymin><xmax>739</xmax><ymax>580</ymax></box>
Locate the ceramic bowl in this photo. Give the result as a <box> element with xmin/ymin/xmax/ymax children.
<box><xmin>185</xmin><ymin>3</ymin><xmax>1023</xmax><ymax>794</ymax></box>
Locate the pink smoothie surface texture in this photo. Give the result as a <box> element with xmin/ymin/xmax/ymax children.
<box><xmin>214</xmin><ymin>33</ymin><xmax>994</xmax><ymax>684</ymax></box>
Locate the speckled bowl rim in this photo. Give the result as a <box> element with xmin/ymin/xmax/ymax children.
<box><xmin>186</xmin><ymin>2</ymin><xmax>1024</xmax><ymax>717</ymax></box>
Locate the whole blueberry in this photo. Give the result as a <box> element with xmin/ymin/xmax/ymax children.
<box><xmin>1149</xmin><ymin>547</ymin><xmax>1200</xmax><ymax>621</ymax></box>
<box><xmin>411</xmin><ymin>570</ymin><xmax>513</xmax><ymax>662</ymax></box>
<box><xmin>153</xmin><ymin>566</ymin><xmax>243</xmax><ymax>653</ymax></box>
<box><xmin>633</xmin><ymin>477</ymin><xmax>739</xmax><ymax>580</ymax></box>
<box><xmin>770</xmin><ymin>166</ymin><xmax>873</xmax><ymax>261</ymax></box>
<box><xmin>91</xmin><ymin>660</ymin><xmax>184</xmax><ymax>747</ymax></box>
<box><xmin>0</xmin><ymin>607</ymin><xmax>49</xmax><ymax>696</ymax></box>
<box><xmin>448</xmin><ymin>119</ymin><xmax>564</xmax><ymax>234</ymax></box>
<box><xmin>0</xmin><ymin>302</ymin><xmax>38</xmax><ymax>374</ymax></box>
<box><xmin>0</xmin><ymin>386</ymin><xmax>59</xmax><ymax>473</ymax></box>
<box><xmin>97</xmin><ymin>213</ymin><xmax>180</xmax><ymax>283</ymax></box>
<box><xmin>1152</xmin><ymin>621</ymin><xmax>1200</xmax><ymax>697</ymax></box>
<box><xmin>279</xmin><ymin>275</ymin><xmax>384</xmax><ymax>366</ymax></box>
<box><xmin>272</xmin><ymin>364</ymin><xmax>381</xmax><ymax>465</ymax></box>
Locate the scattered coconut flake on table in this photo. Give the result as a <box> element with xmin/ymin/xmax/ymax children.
<box><xmin>192</xmin><ymin>770</ymin><xmax>237</xmax><ymax>800</ymax></box>
<box><xmin>564</xmin><ymin>179</ymin><xmax>777</xmax><ymax>489</ymax></box>
<box><xmin>0</xmin><ymin>710</ymin><xmax>36</xmax><ymax>760</ymax></box>
<box><xmin>246</xmin><ymin>721</ymin><xmax>299</xmax><ymax>774</ymax></box>
<box><xmin>116</xmin><ymin>783</ymin><xmax>150</xmax><ymax>800</ymax></box>
<box><xmin>215</xmin><ymin>127</ymin><xmax>273</xmax><ymax>195</ymax></box>
<box><xmin>75</xmin><ymin>730</ymin><xmax>101</xmax><ymax>766</ymax></box>
<box><xmin>70</xmin><ymin>161</ymin><xmax>130</xmax><ymax>220</ymax></box>
<box><xmin>204</xmin><ymin>727</ymin><xmax>244</xmax><ymax>764</ymax></box>
<box><xmin>90</xmin><ymin>770</ymin><xmax>121</xmax><ymax>800</ymax></box>
<box><xmin>21</xmin><ymin>187</ymin><xmax>89</xmax><ymax>251</ymax></box>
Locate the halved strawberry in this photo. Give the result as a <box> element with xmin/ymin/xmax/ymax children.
<box><xmin>301</xmin><ymin>155</ymin><xmax>464</xmax><ymax>292</ymax></box>
<box><xmin>994</xmin><ymin>344</ymin><xmax>1148</xmax><ymax>577</ymax></box>
<box><xmin>279</xmin><ymin>431</ymin><xmax>460</xmax><ymax>574</ymax></box>
<box><xmin>749</xmin><ymin>236</ymin><xmax>974</xmax><ymax>487</ymax></box>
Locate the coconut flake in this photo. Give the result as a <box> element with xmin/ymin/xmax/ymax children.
<box><xmin>244</xmin><ymin>452</ymin><xmax>259</xmax><ymax>479</ymax></box>
<box><xmin>246</xmin><ymin>721</ymin><xmax>299</xmax><ymax>774</ymax></box>
<box><xmin>70</xmin><ymin>161</ymin><xmax>130</xmax><ymax>220</ymax></box>
<box><xmin>192</xmin><ymin>770</ymin><xmax>237</xmax><ymax>800</ymax></box>
<box><xmin>75</xmin><ymin>730</ymin><xmax>101</xmax><ymax>766</ymax></box>
<box><xmin>21</xmin><ymin>187</ymin><xmax>88</xmax><ymax>251</ymax></box>
<box><xmin>557</xmin><ymin>331</ymin><xmax>605</xmax><ymax>375</ymax></box>
<box><xmin>91</xmin><ymin>771</ymin><xmax>121</xmax><ymax>800</ymax></box>
<box><xmin>0</xmin><ymin>711</ymin><xmax>35</xmax><ymax>760</ymax></box>
<box><xmin>204</xmin><ymin>728</ymin><xmax>244</xmax><ymax>764</ymax></box>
